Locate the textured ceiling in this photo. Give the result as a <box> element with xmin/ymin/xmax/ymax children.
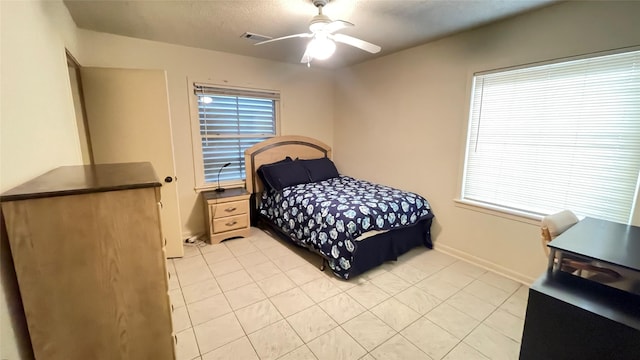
<box><xmin>64</xmin><ymin>0</ymin><xmax>555</xmax><ymax>68</ymax></box>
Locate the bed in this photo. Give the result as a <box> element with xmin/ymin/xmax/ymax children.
<box><xmin>244</xmin><ymin>135</ymin><xmax>434</xmax><ymax>279</ymax></box>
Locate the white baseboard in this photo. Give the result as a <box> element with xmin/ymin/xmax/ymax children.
<box><xmin>434</xmin><ymin>243</ymin><xmax>536</xmax><ymax>286</ymax></box>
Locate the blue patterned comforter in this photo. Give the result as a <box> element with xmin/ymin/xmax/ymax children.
<box><xmin>259</xmin><ymin>176</ymin><xmax>433</xmax><ymax>279</ymax></box>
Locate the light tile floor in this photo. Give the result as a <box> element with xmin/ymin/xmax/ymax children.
<box><xmin>169</xmin><ymin>228</ymin><xmax>529</xmax><ymax>360</ymax></box>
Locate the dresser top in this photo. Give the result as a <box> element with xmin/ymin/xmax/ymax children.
<box><xmin>1</xmin><ymin>162</ymin><xmax>161</xmax><ymax>202</ymax></box>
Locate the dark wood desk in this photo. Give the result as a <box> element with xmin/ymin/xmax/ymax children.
<box><xmin>520</xmin><ymin>218</ymin><xmax>640</xmax><ymax>360</ymax></box>
<box><xmin>548</xmin><ymin>217</ymin><xmax>640</xmax><ymax>273</ymax></box>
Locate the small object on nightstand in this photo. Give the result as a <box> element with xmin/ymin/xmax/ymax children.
<box><xmin>215</xmin><ymin>162</ymin><xmax>231</xmax><ymax>192</ymax></box>
<box><xmin>203</xmin><ymin>188</ymin><xmax>251</xmax><ymax>244</ymax></box>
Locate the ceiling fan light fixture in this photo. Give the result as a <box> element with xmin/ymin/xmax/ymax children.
<box><xmin>309</xmin><ymin>14</ymin><xmax>331</xmax><ymax>33</ymax></box>
<box><xmin>307</xmin><ymin>36</ymin><xmax>336</xmax><ymax>60</ymax></box>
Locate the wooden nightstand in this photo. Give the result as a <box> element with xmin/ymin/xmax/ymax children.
<box><xmin>203</xmin><ymin>188</ymin><xmax>251</xmax><ymax>244</ymax></box>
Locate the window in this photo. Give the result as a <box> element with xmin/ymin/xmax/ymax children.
<box><xmin>191</xmin><ymin>83</ymin><xmax>279</xmax><ymax>188</ymax></box>
<box><xmin>461</xmin><ymin>49</ymin><xmax>640</xmax><ymax>224</ymax></box>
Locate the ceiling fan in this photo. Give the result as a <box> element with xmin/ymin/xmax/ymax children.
<box><xmin>255</xmin><ymin>0</ymin><xmax>381</xmax><ymax>66</ymax></box>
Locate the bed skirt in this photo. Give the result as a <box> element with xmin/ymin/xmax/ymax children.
<box><xmin>257</xmin><ymin>213</ymin><xmax>434</xmax><ymax>279</ymax></box>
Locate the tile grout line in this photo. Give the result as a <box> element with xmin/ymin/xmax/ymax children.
<box><xmin>250</xmin><ymin>236</ymin><xmax>347</xmax><ymax>360</ymax></box>
<box><xmin>341</xmin><ymin>275</ymin><xmax>438</xmax><ymax>359</ymax></box>
<box><xmin>449</xmin><ymin>282</ymin><xmax>525</xmax><ymax>360</ymax></box>
<box><xmin>176</xmin><ymin>232</ymin><xmax>527</xmax><ymax>360</ymax></box>
<box><xmin>194</xmin><ymin>236</ymin><xmax>327</xmax><ymax>359</ymax></box>
<box><xmin>229</xmin><ymin>236</ymin><xmax>371</xmax><ymax>358</ymax></box>
<box><xmin>359</xmin><ymin>261</ymin><xmax>514</xmax><ymax>360</ymax></box>
<box><xmin>185</xmin><ymin>244</ymin><xmax>220</xmax><ymax>359</ymax></box>
<box><xmin>168</xmin><ymin>257</ymin><xmax>202</xmax><ymax>360</ymax></box>
<box><xmin>201</xmin><ymin>240</ymin><xmax>263</xmax><ymax>359</ymax></box>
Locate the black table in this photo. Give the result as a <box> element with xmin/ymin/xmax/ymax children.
<box><xmin>548</xmin><ymin>217</ymin><xmax>640</xmax><ymax>274</ymax></box>
<box><xmin>520</xmin><ymin>218</ymin><xmax>640</xmax><ymax>360</ymax></box>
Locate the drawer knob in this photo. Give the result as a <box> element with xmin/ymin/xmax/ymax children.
<box><xmin>226</xmin><ymin>220</ymin><xmax>238</xmax><ymax>227</ymax></box>
<box><xmin>225</xmin><ymin>207</ymin><xmax>237</xmax><ymax>212</ymax></box>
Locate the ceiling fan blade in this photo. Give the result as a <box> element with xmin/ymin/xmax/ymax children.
<box><xmin>332</xmin><ymin>33</ymin><xmax>381</xmax><ymax>53</ymax></box>
<box><xmin>323</xmin><ymin>20</ymin><xmax>354</xmax><ymax>34</ymax></box>
<box><xmin>254</xmin><ymin>33</ymin><xmax>313</xmax><ymax>46</ymax></box>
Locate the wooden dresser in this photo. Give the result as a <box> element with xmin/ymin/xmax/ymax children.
<box><xmin>1</xmin><ymin>162</ymin><xmax>175</xmax><ymax>360</ymax></box>
<box><xmin>203</xmin><ymin>188</ymin><xmax>251</xmax><ymax>243</ymax></box>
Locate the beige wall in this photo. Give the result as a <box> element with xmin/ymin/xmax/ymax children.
<box><xmin>333</xmin><ymin>1</ymin><xmax>640</xmax><ymax>283</ymax></box>
<box><xmin>75</xmin><ymin>30</ymin><xmax>335</xmax><ymax>238</ymax></box>
<box><xmin>2</xmin><ymin>1</ymin><xmax>638</xmax><ymax>356</ymax></box>
<box><xmin>1</xmin><ymin>1</ymin><xmax>83</xmax><ymax>358</ymax></box>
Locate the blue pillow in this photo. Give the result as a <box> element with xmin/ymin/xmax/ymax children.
<box><xmin>298</xmin><ymin>157</ymin><xmax>339</xmax><ymax>182</ymax></box>
<box><xmin>260</xmin><ymin>160</ymin><xmax>310</xmax><ymax>191</ymax></box>
<box><xmin>257</xmin><ymin>157</ymin><xmax>292</xmax><ymax>189</ymax></box>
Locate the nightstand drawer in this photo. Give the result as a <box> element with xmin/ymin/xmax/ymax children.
<box><xmin>212</xmin><ymin>214</ymin><xmax>248</xmax><ymax>233</ymax></box>
<box><xmin>213</xmin><ymin>200</ymin><xmax>248</xmax><ymax>219</ymax></box>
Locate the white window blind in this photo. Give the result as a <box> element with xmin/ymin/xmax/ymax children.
<box><xmin>194</xmin><ymin>84</ymin><xmax>278</xmax><ymax>184</ymax></box>
<box><xmin>462</xmin><ymin>49</ymin><xmax>640</xmax><ymax>224</ymax></box>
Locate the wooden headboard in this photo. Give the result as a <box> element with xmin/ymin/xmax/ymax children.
<box><xmin>244</xmin><ymin>135</ymin><xmax>332</xmax><ymax>195</ymax></box>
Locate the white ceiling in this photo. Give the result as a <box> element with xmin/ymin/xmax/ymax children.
<box><xmin>64</xmin><ymin>0</ymin><xmax>556</xmax><ymax>68</ymax></box>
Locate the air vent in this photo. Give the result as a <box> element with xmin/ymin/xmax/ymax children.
<box><xmin>241</xmin><ymin>32</ymin><xmax>272</xmax><ymax>42</ymax></box>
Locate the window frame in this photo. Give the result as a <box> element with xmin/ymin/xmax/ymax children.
<box><xmin>456</xmin><ymin>47</ymin><xmax>640</xmax><ymax>225</ymax></box>
<box><xmin>188</xmin><ymin>80</ymin><xmax>280</xmax><ymax>191</ymax></box>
